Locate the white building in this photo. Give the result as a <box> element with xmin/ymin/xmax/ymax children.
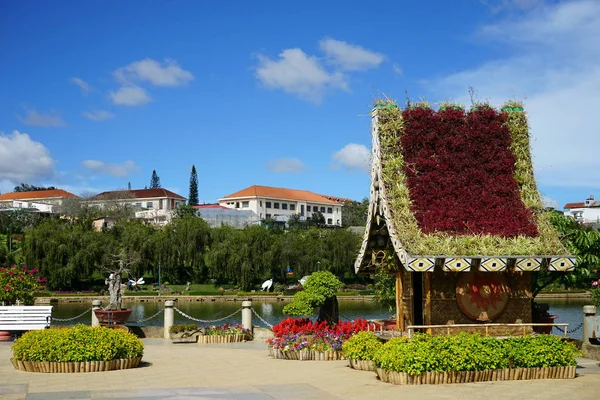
<box><xmin>564</xmin><ymin>195</ymin><xmax>600</xmax><ymax>224</ymax></box>
<box><xmin>218</xmin><ymin>185</ymin><xmax>344</xmax><ymax>226</ymax></box>
<box><xmin>0</xmin><ymin>189</ymin><xmax>78</xmax><ymax>207</ymax></box>
<box><xmin>89</xmin><ymin>188</ymin><xmax>187</xmax><ymax>225</ymax></box>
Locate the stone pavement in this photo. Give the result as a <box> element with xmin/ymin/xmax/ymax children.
<box><xmin>1</xmin><ymin>339</ymin><xmax>600</xmax><ymax>400</ymax></box>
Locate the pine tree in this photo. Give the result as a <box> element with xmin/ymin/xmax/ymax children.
<box><xmin>150</xmin><ymin>170</ymin><xmax>161</xmax><ymax>189</ymax></box>
<box><xmin>188</xmin><ymin>165</ymin><xmax>199</xmax><ymax>206</ymax></box>
<box><xmin>128</xmin><ymin>182</ymin><xmax>132</xmax><ymax>190</ymax></box>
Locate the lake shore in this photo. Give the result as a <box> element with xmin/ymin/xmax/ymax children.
<box><xmin>35</xmin><ymin>291</ymin><xmax>592</xmax><ymax>305</ymax></box>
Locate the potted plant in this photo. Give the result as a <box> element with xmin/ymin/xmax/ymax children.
<box><xmin>169</xmin><ymin>323</ymin><xmax>203</xmax><ymax>343</ymax></box>
<box><xmin>93</xmin><ymin>252</ymin><xmax>136</xmax><ymax>326</ymax></box>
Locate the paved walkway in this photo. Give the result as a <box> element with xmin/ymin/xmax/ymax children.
<box><xmin>1</xmin><ymin>339</ymin><xmax>600</xmax><ymax>400</ymax></box>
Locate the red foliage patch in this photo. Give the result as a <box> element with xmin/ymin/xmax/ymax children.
<box><xmin>399</xmin><ymin>107</ymin><xmax>538</xmax><ymax>237</ymax></box>
<box><xmin>272</xmin><ymin>317</ymin><xmax>376</xmax><ymax>338</ymax></box>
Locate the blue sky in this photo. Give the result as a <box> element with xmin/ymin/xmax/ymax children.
<box><xmin>0</xmin><ymin>0</ymin><xmax>598</xmax><ymax>209</ymax></box>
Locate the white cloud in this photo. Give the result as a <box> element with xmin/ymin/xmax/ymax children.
<box><xmin>109</xmin><ymin>86</ymin><xmax>153</xmax><ymax>106</ymax></box>
<box><xmin>256</xmin><ymin>48</ymin><xmax>348</xmax><ymax>103</ymax></box>
<box><xmin>0</xmin><ymin>130</ymin><xmax>56</xmax><ymax>183</ymax></box>
<box><xmin>319</xmin><ymin>38</ymin><xmax>385</xmax><ymax>71</ymax></box>
<box><xmin>428</xmin><ymin>0</ymin><xmax>600</xmax><ymax>188</ymax></box>
<box><xmin>82</xmin><ymin>160</ymin><xmax>140</xmax><ymax>177</ymax></box>
<box><xmin>331</xmin><ymin>143</ymin><xmax>370</xmax><ymax>173</ymax></box>
<box><xmin>16</xmin><ymin>108</ymin><xmax>66</xmax><ymax>127</ymax></box>
<box><xmin>393</xmin><ymin>64</ymin><xmax>403</xmax><ymax>76</ymax></box>
<box><xmin>114</xmin><ymin>58</ymin><xmax>194</xmax><ymax>87</ymax></box>
<box><xmin>70</xmin><ymin>77</ymin><xmax>90</xmax><ymax>94</ymax></box>
<box><xmin>267</xmin><ymin>158</ymin><xmax>308</xmax><ymax>173</ymax></box>
<box><xmin>541</xmin><ymin>195</ymin><xmax>559</xmax><ymax>210</ymax></box>
<box><xmin>82</xmin><ymin>110</ymin><xmax>115</xmax><ymax>121</ymax></box>
<box><xmin>481</xmin><ymin>0</ymin><xmax>543</xmax><ymax>13</ymax></box>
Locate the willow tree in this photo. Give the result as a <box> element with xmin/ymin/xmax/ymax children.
<box><xmin>154</xmin><ymin>215</ymin><xmax>211</xmax><ymax>283</ymax></box>
<box><xmin>23</xmin><ymin>219</ymin><xmax>107</xmax><ymax>290</ymax></box>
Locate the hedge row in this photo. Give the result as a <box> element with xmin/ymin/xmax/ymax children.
<box><xmin>12</xmin><ymin>325</ymin><xmax>144</xmax><ymax>362</ymax></box>
<box><xmin>372</xmin><ymin>333</ymin><xmax>579</xmax><ymax>376</ymax></box>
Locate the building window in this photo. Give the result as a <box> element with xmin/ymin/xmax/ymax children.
<box><xmin>306</xmin><ymin>205</ymin><xmax>311</xmax><ymax>212</ymax></box>
<box><xmin>147</xmin><ymin>202</ymin><xmax>153</xmax><ymax>208</ymax></box>
<box><xmin>242</xmin><ymin>201</ymin><xmax>249</xmax><ymax>208</ymax></box>
<box><xmin>235</xmin><ymin>202</ymin><xmax>240</xmax><ymax>208</ymax></box>
<box><xmin>290</xmin><ymin>204</ymin><xmax>296</xmax><ymax>211</ymax></box>
<box><xmin>320</xmin><ymin>207</ymin><xmax>325</xmax><ymax>213</ymax></box>
<box><xmin>266</xmin><ymin>213</ymin><xmax>271</xmax><ymax>218</ymax></box>
<box><xmin>336</xmin><ymin>219</ymin><xmax>340</xmax><ymax>225</ymax></box>
<box><xmin>136</xmin><ymin>202</ymin><xmax>142</xmax><ymax>208</ymax></box>
<box><xmin>300</xmin><ymin>205</ymin><xmax>305</xmax><ymax>216</ymax></box>
<box><xmin>327</xmin><ymin>207</ymin><xmax>333</xmax><ymax>214</ymax></box>
<box><xmin>327</xmin><ymin>218</ymin><xmax>333</xmax><ymax>225</ymax></box>
<box><xmin>260</xmin><ymin>201</ymin><xmax>263</xmax><ymax>207</ymax></box>
<box><xmin>266</xmin><ymin>201</ymin><xmax>272</xmax><ymax>208</ymax></box>
<box><xmin>274</xmin><ymin>202</ymin><xmax>280</xmax><ymax>209</ymax></box>
<box><xmin>159</xmin><ymin>199</ymin><xmax>163</xmax><ymax>210</ymax></box>
<box><xmin>336</xmin><ymin>207</ymin><xmax>340</xmax><ymax>214</ymax></box>
<box><xmin>282</xmin><ymin>203</ymin><xmax>288</xmax><ymax>210</ymax></box>
<box><xmin>260</xmin><ymin>213</ymin><xmax>263</xmax><ymax>218</ymax></box>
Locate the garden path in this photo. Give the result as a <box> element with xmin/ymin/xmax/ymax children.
<box><xmin>0</xmin><ymin>339</ymin><xmax>599</xmax><ymax>399</ymax></box>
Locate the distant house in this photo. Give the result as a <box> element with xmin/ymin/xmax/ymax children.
<box><xmin>0</xmin><ymin>189</ymin><xmax>78</xmax><ymax>209</ymax></box>
<box><xmin>218</xmin><ymin>185</ymin><xmax>344</xmax><ymax>226</ymax></box>
<box><xmin>194</xmin><ymin>204</ymin><xmax>260</xmax><ymax>229</ymax></box>
<box><xmin>564</xmin><ymin>195</ymin><xmax>600</xmax><ymax>224</ymax></box>
<box><xmin>88</xmin><ymin>188</ymin><xmax>187</xmax><ymax>225</ymax></box>
<box><xmin>92</xmin><ymin>217</ymin><xmax>116</xmax><ymax>231</ymax></box>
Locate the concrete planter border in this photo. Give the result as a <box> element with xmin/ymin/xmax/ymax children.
<box><xmin>268</xmin><ymin>347</ymin><xmax>344</xmax><ymax>361</ymax></box>
<box><xmin>376</xmin><ymin>365</ymin><xmax>576</xmax><ymax>385</ymax></box>
<box><xmin>10</xmin><ymin>356</ymin><xmax>143</xmax><ymax>373</ymax></box>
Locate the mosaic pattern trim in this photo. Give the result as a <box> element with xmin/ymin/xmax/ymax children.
<box><xmin>515</xmin><ymin>257</ymin><xmax>542</xmax><ymax>272</ymax></box>
<box><xmin>549</xmin><ymin>257</ymin><xmax>576</xmax><ymax>272</ymax></box>
<box><xmin>406</xmin><ymin>257</ymin><xmax>435</xmax><ymax>272</ymax></box>
<box><xmin>479</xmin><ymin>257</ymin><xmax>507</xmax><ymax>272</ymax></box>
<box><xmin>443</xmin><ymin>258</ymin><xmax>471</xmax><ymax>272</ymax></box>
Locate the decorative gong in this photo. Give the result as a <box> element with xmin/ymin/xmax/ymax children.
<box><xmin>456</xmin><ymin>272</ymin><xmax>511</xmax><ymax>321</ymax></box>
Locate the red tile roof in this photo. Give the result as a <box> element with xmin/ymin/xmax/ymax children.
<box><xmin>317</xmin><ymin>194</ymin><xmax>355</xmax><ymax>204</ymax></box>
<box><xmin>0</xmin><ymin>189</ymin><xmax>78</xmax><ymax>201</ymax></box>
<box><xmin>564</xmin><ymin>202</ymin><xmax>585</xmax><ymax>209</ymax></box>
<box><xmin>193</xmin><ymin>204</ymin><xmax>229</xmax><ymax>210</ymax></box>
<box><xmin>92</xmin><ymin>188</ymin><xmax>186</xmax><ymax>200</ymax></box>
<box><xmin>220</xmin><ymin>185</ymin><xmax>339</xmax><ymax>204</ymax></box>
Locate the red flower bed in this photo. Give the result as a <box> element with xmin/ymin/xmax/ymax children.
<box><xmin>272</xmin><ymin>317</ymin><xmax>376</xmax><ymax>338</ymax></box>
<box><xmin>399</xmin><ymin>107</ymin><xmax>538</xmax><ymax>237</ymax></box>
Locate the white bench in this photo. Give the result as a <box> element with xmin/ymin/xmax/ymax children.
<box><xmin>0</xmin><ymin>306</ymin><xmax>53</xmax><ymax>331</ymax></box>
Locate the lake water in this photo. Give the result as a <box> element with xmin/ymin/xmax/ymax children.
<box><xmin>50</xmin><ymin>298</ymin><xmax>590</xmax><ymax>340</ymax></box>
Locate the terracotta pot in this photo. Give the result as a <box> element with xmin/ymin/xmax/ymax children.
<box><xmin>93</xmin><ymin>309</ymin><xmax>132</xmax><ymax>326</ymax></box>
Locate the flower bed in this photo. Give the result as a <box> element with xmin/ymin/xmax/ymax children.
<box><xmin>400</xmin><ymin>106</ymin><xmax>537</xmax><ymax>237</ymax></box>
<box><xmin>267</xmin><ymin>318</ymin><xmax>375</xmax><ymax>361</ymax></box>
<box><xmin>11</xmin><ymin>325</ymin><xmax>143</xmax><ymax>373</ymax></box>
<box><xmin>198</xmin><ymin>324</ymin><xmax>252</xmax><ymax>344</ymax></box>
<box><xmin>376</xmin><ymin>101</ymin><xmax>567</xmax><ymax>255</ymax></box>
<box><xmin>373</xmin><ymin>333</ymin><xmax>579</xmax><ymax>385</ymax></box>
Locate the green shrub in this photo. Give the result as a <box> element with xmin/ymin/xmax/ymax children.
<box><xmin>373</xmin><ymin>333</ymin><xmax>579</xmax><ymax>376</ymax></box>
<box><xmin>11</xmin><ymin>325</ymin><xmax>144</xmax><ymax>362</ymax></box>
<box><xmin>169</xmin><ymin>323</ymin><xmax>199</xmax><ymax>334</ymax></box>
<box><xmin>506</xmin><ymin>335</ymin><xmax>579</xmax><ymax>368</ymax></box>
<box><xmin>342</xmin><ymin>332</ymin><xmax>383</xmax><ymax>360</ymax></box>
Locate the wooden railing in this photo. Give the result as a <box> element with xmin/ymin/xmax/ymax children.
<box><xmin>406</xmin><ymin>323</ymin><xmax>570</xmax><ymax>338</ymax></box>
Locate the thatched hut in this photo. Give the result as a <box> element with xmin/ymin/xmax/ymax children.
<box><xmin>355</xmin><ymin>101</ymin><xmax>574</xmax><ymax>334</ymax></box>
